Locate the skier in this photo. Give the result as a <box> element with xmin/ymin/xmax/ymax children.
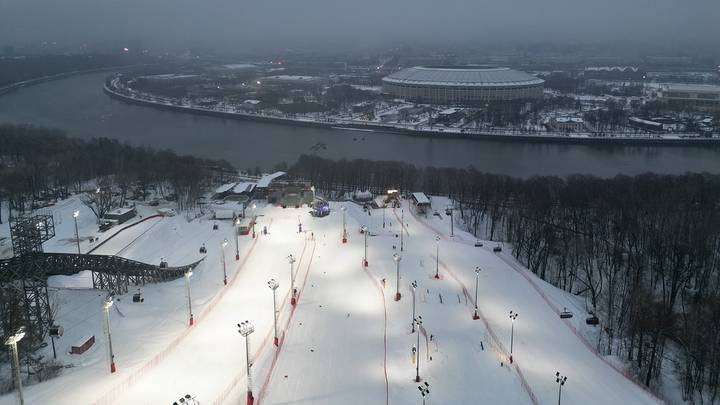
<box><xmin>381</xmin><ymin>278</ymin><xmax>387</xmax><ymax>288</ymax></box>
<box><xmin>263</xmin><ymin>225</ymin><xmax>268</xmax><ymax>235</ymax></box>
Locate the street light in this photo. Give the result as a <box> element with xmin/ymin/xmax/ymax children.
<box><xmin>221</xmin><ymin>239</ymin><xmax>229</xmax><ymax>285</ymax></box>
<box><xmin>185</xmin><ymin>268</ymin><xmax>194</xmax><ymax>326</ymax></box>
<box><xmin>361</xmin><ymin>225</ymin><xmax>369</xmax><ymax>267</ymax></box>
<box><xmin>341</xmin><ymin>206</ymin><xmax>347</xmax><ymax>244</ymax></box>
<box><xmin>72</xmin><ymin>210</ymin><xmax>81</xmax><ymax>254</ymax></box>
<box><xmin>414</xmin><ymin>316</ymin><xmax>423</xmax><ymax>382</ymax></box>
<box><xmin>555</xmin><ymin>371</ymin><xmax>568</xmax><ymax>405</ymax></box>
<box><xmin>287</xmin><ymin>254</ymin><xmax>297</xmax><ymax>306</ymax></box>
<box><xmin>5</xmin><ymin>327</ymin><xmax>26</xmax><ymax>405</ymax></box>
<box><xmin>393</xmin><ymin>253</ymin><xmax>402</xmax><ymax>301</ymax></box>
<box><xmin>418</xmin><ymin>382</ymin><xmax>430</xmax><ymax>405</ymax></box>
<box><xmin>434</xmin><ymin>236</ymin><xmax>441</xmax><ymax>279</ymax></box>
<box><xmin>411</xmin><ymin>281</ymin><xmax>418</xmax><ymax>332</ymax></box>
<box><xmin>268</xmin><ymin>279</ymin><xmax>280</xmax><ymax>347</ymax></box>
<box><xmin>238</xmin><ymin>321</ymin><xmax>256</xmax><ymax>405</ymax></box>
<box><xmin>473</xmin><ymin>267</ymin><xmax>481</xmax><ymax>320</ymax></box>
<box><xmin>509</xmin><ymin>310</ymin><xmax>518</xmax><ymax>363</ymax></box>
<box><xmin>235</xmin><ymin>218</ymin><xmax>240</xmax><ymax>260</ymax></box>
<box><xmin>103</xmin><ymin>296</ymin><xmax>117</xmax><ymax>373</ymax></box>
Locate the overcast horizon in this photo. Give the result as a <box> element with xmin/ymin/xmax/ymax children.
<box><xmin>1</xmin><ymin>0</ymin><xmax>719</xmax><ymax>54</ymax></box>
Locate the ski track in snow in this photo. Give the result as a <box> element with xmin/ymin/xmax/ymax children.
<box><xmin>402</xmin><ymin>204</ymin><xmax>663</xmax><ymax>404</ymax></box>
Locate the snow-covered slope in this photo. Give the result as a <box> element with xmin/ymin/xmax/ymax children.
<box><xmin>0</xmin><ymin>198</ymin><xmax>662</xmax><ymax>405</ymax></box>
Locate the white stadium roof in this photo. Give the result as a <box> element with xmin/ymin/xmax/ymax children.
<box><xmin>382</xmin><ymin>66</ymin><xmax>544</xmax><ymax>88</ymax></box>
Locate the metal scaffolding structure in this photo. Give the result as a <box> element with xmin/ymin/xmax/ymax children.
<box><xmin>1</xmin><ymin>214</ymin><xmax>203</xmax><ymax>349</ymax></box>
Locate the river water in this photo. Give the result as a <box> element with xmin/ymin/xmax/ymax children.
<box><xmin>0</xmin><ymin>72</ymin><xmax>718</xmax><ymax>177</ymax></box>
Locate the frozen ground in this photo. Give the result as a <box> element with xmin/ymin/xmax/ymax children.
<box><xmin>0</xmin><ymin>195</ymin><xmax>664</xmax><ymax>404</ymax></box>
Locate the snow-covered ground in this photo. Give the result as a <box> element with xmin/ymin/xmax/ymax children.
<box><xmin>1</xmin><ymin>195</ymin><xmax>664</xmax><ymax>404</ymax></box>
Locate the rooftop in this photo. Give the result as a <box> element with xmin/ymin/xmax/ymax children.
<box><xmin>383</xmin><ymin>66</ymin><xmax>544</xmax><ymax>88</ymax></box>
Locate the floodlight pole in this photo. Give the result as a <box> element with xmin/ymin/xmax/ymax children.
<box><xmin>103</xmin><ymin>297</ymin><xmax>116</xmax><ymax>373</ymax></box>
<box><xmin>235</xmin><ymin>218</ymin><xmax>240</xmax><ymax>260</ymax></box>
<box><xmin>5</xmin><ymin>329</ymin><xmax>25</xmax><ymax>405</ymax></box>
<box><xmin>411</xmin><ymin>281</ymin><xmax>418</xmax><ymax>332</ymax></box>
<box><xmin>268</xmin><ymin>279</ymin><xmax>280</xmax><ymax>346</ymax></box>
<box><xmin>434</xmin><ymin>236</ymin><xmax>440</xmax><ymax>279</ymax></box>
<box><xmin>362</xmin><ymin>225</ymin><xmax>369</xmax><ymax>267</ymax></box>
<box><xmin>400</xmin><ymin>209</ymin><xmax>404</xmax><ymax>252</ymax></box>
<box><xmin>393</xmin><ymin>253</ymin><xmax>402</xmax><ymax>301</ymax></box>
<box><xmin>73</xmin><ymin>210</ymin><xmax>81</xmax><ymax>254</ymax></box>
<box><xmin>238</xmin><ymin>321</ymin><xmax>255</xmax><ymax>405</ymax></box>
<box><xmin>509</xmin><ymin>311</ymin><xmax>518</xmax><ymax>363</ymax></box>
<box><xmin>449</xmin><ymin>208</ymin><xmax>454</xmax><ymax>237</ymax></box>
<box><xmin>556</xmin><ymin>371</ymin><xmax>568</xmax><ymax>405</ymax></box>
<box><xmin>414</xmin><ymin>316</ymin><xmax>423</xmax><ymax>382</ymax></box>
<box><xmin>341</xmin><ymin>206</ymin><xmax>347</xmax><ymax>244</ymax></box>
<box><xmin>288</xmin><ymin>254</ymin><xmax>297</xmax><ymax>306</ymax></box>
<box><xmin>185</xmin><ymin>269</ymin><xmax>194</xmax><ymax>326</ymax></box>
<box><xmin>473</xmin><ymin>267</ymin><xmax>481</xmax><ymax>320</ymax></box>
<box><xmin>221</xmin><ymin>239</ymin><xmax>228</xmax><ymax>285</ymax></box>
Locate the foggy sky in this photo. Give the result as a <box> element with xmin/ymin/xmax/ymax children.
<box><xmin>1</xmin><ymin>0</ymin><xmax>718</xmax><ymax>52</ymax></box>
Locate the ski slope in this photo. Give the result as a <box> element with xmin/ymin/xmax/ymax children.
<box><xmin>0</xmin><ymin>197</ymin><xmax>663</xmax><ymax>405</ymax></box>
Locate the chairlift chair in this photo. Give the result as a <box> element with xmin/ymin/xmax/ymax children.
<box><xmin>586</xmin><ymin>315</ymin><xmax>600</xmax><ymax>325</ymax></box>
<box><xmin>493</xmin><ymin>244</ymin><xmax>502</xmax><ymax>252</ymax></box>
<box><xmin>199</xmin><ymin>244</ymin><xmax>207</xmax><ymax>254</ymax></box>
<box><xmin>560</xmin><ymin>307</ymin><xmax>574</xmax><ymax>319</ymax></box>
<box><xmin>474</xmin><ymin>240</ymin><xmax>483</xmax><ymax>247</ymax></box>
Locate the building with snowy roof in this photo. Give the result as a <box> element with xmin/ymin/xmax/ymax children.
<box><xmin>382</xmin><ymin>66</ymin><xmax>544</xmax><ymax>105</ymax></box>
<box><xmin>658</xmin><ymin>84</ymin><xmax>720</xmax><ymax>112</ymax></box>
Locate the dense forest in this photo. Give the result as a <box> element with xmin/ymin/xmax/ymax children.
<box><xmin>0</xmin><ymin>124</ymin><xmax>232</xmax><ymax>222</ymax></box>
<box><xmin>290</xmin><ymin>154</ymin><xmax>720</xmax><ymax>403</ymax></box>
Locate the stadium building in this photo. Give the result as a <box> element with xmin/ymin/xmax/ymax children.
<box><xmin>382</xmin><ymin>66</ymin><xmax>544</xmax><ymax>105</ymax></box>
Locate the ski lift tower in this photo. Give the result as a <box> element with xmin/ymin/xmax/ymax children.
<box><xmin>5</xmin><ymin>214</ymin><xmax>56</xmax><ymax>345</ymax></box>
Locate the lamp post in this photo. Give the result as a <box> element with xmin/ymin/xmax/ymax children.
<box><xmin>72</xmin><ymin>210</ymin><xmax>81</xmax><ymax>254</ymax></box>
<box><xmin>418</xmin><ymin>382</ymin><xmax>430</xmax><ymax>405</ymax></box>
<box><xmin>555</xmin><ymin>371</ymin><xmax>568</xmax><ymax>405</ymax></box>
<box><xmin>287</xmin><ymin>254</ymin><xmax>297</xmax><ymax>306</ymax></box>
<box><xmin>5</xmin><ymin>327</ymin><xmax>26</xmax><ymax>405</ymax></box>
<box><xmin>414</xmin><ymin>316</ymin><xmax>423</xmax><ymax>382</ymax></box>
<box><xmin>361</xmin><ymin>225</ymin><xmax>369</xmax><ymax>267</ymax></box>
<box><xmin>434</xmin><ymin>236</ymin><xmax>441</xmax><ymax>279</ymax></box>
<box><xmin>448</xmin><ymin>207</ymin><xmax>454</xmax><ymax>237</ymax></box>
<box><xmin>393</xmin><ymin>253</ymin><xmax>402</xmax><ymax>301</ymax></box>
<box><xmin>185</xmin><ymin>268</ymin><xmax>194</xmax><ymax>326</ymax></box>
<box><xmin>235</xmin><ymin>218</ymin><xmax>240</xmax><ymax>260</ymax></box>
<box><xmin>268</xmin><ymin>279</ymin><xmax>280</xmax><ymax>346</ymax></box>
<box><xmin>509</xmin><ymin>310</ymin><xmax>518</xmax><ymax>363</ymax></box>
<box><xmin>473</xmin><ymin>267</ymin><xmax>481</xmax><ymax>320</ymax></box>
<box><xmin>238</xmin><ymin>321</ymin><xmax>255</xmax><ymax>405</ymax></box>
<box><xmin>103</xmin><ymin>296</ymin><xmax>116</xmax><ymax>373</ymax></box>
<box><xmin>411</xmin><ymin>281</ymin><xmax>418</xmax><ymax>332</ymax></box>
<box><xmin>341</xmin><ymin>206</ymin><xmax>347</xmax><ymax>244</ymax></box>
<box><xmin>221</xmin><ymin>239</ymin><xmax>229</xmax><ymax>285</ymax></box>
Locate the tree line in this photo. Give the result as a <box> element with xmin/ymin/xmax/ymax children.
<box><xmin>0</xmin><ymin>124</ymin><xmax>232</xmax><ymax>223</ymax></box>
<box><xmin>290</xmin><ymin>154</ymin><xmax>720</xmax><ymax>403</ymax></box>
